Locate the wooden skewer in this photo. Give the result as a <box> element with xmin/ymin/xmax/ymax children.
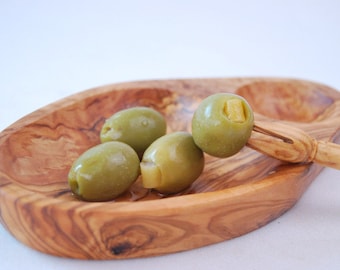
<box><xmin>247</xmin><ymin>121</ymin><xmax>340</xmax><ymax>170</ymax></box>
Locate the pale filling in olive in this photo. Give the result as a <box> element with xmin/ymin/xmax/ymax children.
<box><xmin>102</xmin><ymin>126</ymin><xmax>122</xmax><ymax>140</ymax></box>
<box><xmin>224</xmin><ymin>99</ymin><xmax>246</xmax><ymax>123</ymax></box>
<box><xmin>69</xmin><ymin>177</ymin><xmax>80</xmax><ymax>194</ymax></box>
<box><xmin>140</xmin><ymin>161</ymin><xmax>162</xmax><ymax>188</ymax></box>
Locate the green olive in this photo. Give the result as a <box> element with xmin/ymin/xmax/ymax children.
<box><xmin>68</xmin><ymin>141</ymin><xmax>140</xmax><ymax>201</ymax></box>
<box><xmin>100</xmin><ymin>107</ymin><xmax>166</xmax><ymax>158</ymax></box>
<box><xmin>140</xmin><ymin>131</ymin><xmax>204</xmax><ymax>194</ymax></box>
<box><xmin>192</xmin><ymin>93</ymin><xmax>254</xmax><ymax>158</ymax></box>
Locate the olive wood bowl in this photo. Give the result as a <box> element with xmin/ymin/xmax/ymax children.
<box><xmin>0</xmin><ymin>78</ymin><xmax>340</xmax><ymax>260</ymax></box>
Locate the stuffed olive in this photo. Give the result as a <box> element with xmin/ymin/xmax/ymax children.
<box><xmin>141</xmin><ymin>131</ymin><xmax>204</xmax><ymax>194</ymax></box>
<box><xmin>100</xmin><ymin>107</ymin><xmax>166</xmax><ymax>158</ymax></box>
<box><xmin>192</xmin><ymin>93</ymin><xmax>254</xmax><ymax>158</ymax></box>
<box><xmin>68</xmin><ymin>141</ymin><xmax>140</xmax><ymax>201</ymax></box>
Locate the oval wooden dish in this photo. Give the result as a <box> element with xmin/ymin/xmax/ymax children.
<box><xmin>1</xmin><ymin>78</ymin><xmax>340</xmax><ymax>260</ymax></box>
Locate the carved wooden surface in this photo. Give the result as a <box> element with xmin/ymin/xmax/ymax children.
<box><xmin>0</xmin><ymin>78</ymin><xmax>339</xmax><ymax>259</ymax></box>
<box><xmin>248</xmin><ymin>119</ymin><xmax>340</xmax><ymax>169</ymax></box>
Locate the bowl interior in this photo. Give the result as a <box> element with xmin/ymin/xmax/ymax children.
<box><xmin>1</xmin><ymin>79</ymin><xmax>337</xmax><ymax>202</ymax></box>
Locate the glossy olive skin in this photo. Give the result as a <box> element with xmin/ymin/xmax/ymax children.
<box><xmin>192</xmin><ymin>93</ymin><xmax>254</xmax><ymax>158</ymax></box>
<box><xmin>140</xmin><ymin>131</ymin><xmax>204</xmax><ymax>194</ymax></box>
<box><xmin>68</xmin><ymin>141</ymin><xmax>140</xmax><ymax>201</ymax></box>
<box><xmin>100</xmin><ymin>107</ymin><xmax>166</xmax><ymax>158</ymax></box>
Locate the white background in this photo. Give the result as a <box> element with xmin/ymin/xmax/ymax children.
<box><xmin>1</xmin><ymin>1</ymin><xmax>340</xmax><ymax>269</ymax></box>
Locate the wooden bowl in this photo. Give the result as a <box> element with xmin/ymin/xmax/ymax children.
<box><xmin>0</xmin><ymin>78</ymin><xmax>340</xmax><ymax>260</ymax></box>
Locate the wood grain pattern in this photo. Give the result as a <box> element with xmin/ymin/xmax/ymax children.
<box><xmin>0</xmin><ymin>78</ymin><xmax>339</xmax><ymax>259</ymax></box>
<box><xmin>248</xmin><ymin>120</ymin><xmax>340</xmax><ymax>169</ymax></box>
